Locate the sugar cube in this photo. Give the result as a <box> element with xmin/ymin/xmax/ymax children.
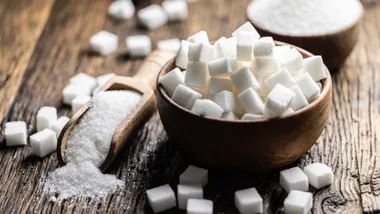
<box><xmin>62</xmin><ymin>84</ymin><xmax>92</xmax><ymax>105</ymax></box>
<box><xmin>191</xmin><ymin>99</ymin><xmax>224</xmax><ymax>118</ymax></box>
<box><xmin>71</xmin><ymin>95</ymin><xmax>91</xmax><ymax>113</ymax></box>
<box><xmin>254</xmin><ymin>58</ymin><xmax>279</xmax><ymax>81</ymax></box>
<box><xmin>208</xmin><ymin>78</ymin><xmax>233</xmax><ymax>94</ymax></box>
<box><xmin>241</xmin><ymin>113</ymin><xmax>263</xmax><ymax>120</ymax></box>
<box><xmin>96</xmin><ymin>73</ymin><xmax>116</xmax><ymax>87</ymax></box>
<box><xmin>280</xmin><ymin>167</ymin><xmax>309</xmax><ymax>193</ymax></box>
<box><xmin>160</xmin><ymin>68</ymin><xmax>185</xmax><ymax>97</ymax></box>
<box><xmin>257</xmin><ymin>82</ymin><xmax>272</xmax><ymax>99</ymax></box>
<box><xmin>263</xmin><ymin>106</ymin><xmax>277</xmax><ymax>119</ymax></box>
<box><xmin>303</xmin><ymin>56</ymin><xmax>327</xmax><ymax>81</ymax></box>
<box><xmin>221</xmin><ymin>112</ymin><xmax>239</xmax><ymax>120</ymax></box>
<box><xmin>234</xmin><ymin>187</ymin><xmax>263</xmax><ymax>214</ymax></box>
<box><xmin>30</xmin><ymin>129</ymin><xmax>57</xmax><ymax>158</ymax></box>
<box><xmin>232</xmin><ymin>21</ymin><xmax>260</xmax><ymax>41</ymax></box>
<box><xmin>176</xmin><ymin>40</ymin><xmax>192</xmax><ymax>69</ymax></box>
<box><xmin>89</xmin><ymin>31</ymin><xmax>118</xmax><ymax>56</ymax></box>
<box><xmin>172</xmin><ymin>84</ymin><xmax>202</xmax><ymax>109</ymax></box>
<box><xmin>238</xmin><ymin>88</ymin><xmax>264</xmax><ymax>114</ymax></box>
<box><xmin>126</xmin><ymin>35</ymin><xmax>152</xmax><ymax>57</ymax></box>
<box><xmin>137</xmin><ymin>4</ymin><xmax>168</xmax><ymax>30</ymax></box>
<box><xmin>70</xmin><ymin>73</ymin><xmax>97</xmax><ymax>90</ymax></box>
<box><xmin>4</xmin><ymin>121</ymin><xmax>27</xmax><ymax>146</ymax></box>
<box><xmin>303</xmin><ymin>163</ymin><xmax>333</xmax><ymax>189</ymax></box>
<box><xmin>316</xmin><ymin>82</ymin><xmax>322</xmax><ymax>90</ymax></box>
<box><xmin>187</xmin><ymin>199</ymin><xmax>213</xmax><ymax>214</ymax></box>
<box><xmin>237</xmin><ymin>31</ymin><xmax>255</xmax><ymax>61</ymax></box>
<box><xmin>36</xmin><ymin>106</ymin><xmax>57</xmax><ymax>131</ymax></box>
<box><xmin>289</xmin><ymin>85</ymin><xmax>309</xmax><ymax>111</ymax></box>
<box><xmin>254</xmin><ymin>37</ymin><xmax>275</xmax><ymax>58</ymax></box>
<box><xmin>180</xmin><ymin>165</ymin><xmax>208</xmax><ymax>187</ymax></box>
<box><xmin>187</xmin><ymin>31</ymin><xmax>209</xmax><ymax>43</ymax></box>
<box><xmin>162</xmin><ymin>0</ymin><xmax>188</xmax><ymax>21</ymax></box>
<box><xmin>284</xmin><ymin>190</ymin><xmax>313</xmax><ymax>214</ymax></box>
<box><xmin>92</xmin><ymin>85</ymin><xmax>102</xmax><ymax>96</ymax></box>
<box><xmin>296</xmin><ymin>73</ymin><xmax>321</xmax><ymax>102</ymax></box>
<box><xmin>284</xmin><ymin>107</ymin><xmax>294</xmax><ymax>115</ymax></box>
<box><xmin>157</xmin><ymin>38</ymin><xmax>181</xmax><ymax>52</ymax></box>
<box><xmin>276</xmin><ymin>48</ymin><xmax>303</xmax><ymax>76</ymax></box>
<box><xmin>214</xmin><ymin>37</ymin><xmax>237</xmax><ymax>59</ymax></box>
<box><xmin>231</xmin><ymin>67</ymin><xmax>260</xmax><ymax>93</ymax></box>
<box><xmin>107</xmin><ymin>0</ymin><xmax>135</xmax><ymax>20</ymax></box>
<box><xmin>264</xmin><ymin>67</ymin><xmax>296</xmax><ymax>89</ymax></box>
<box><xmin>146</xmin><ymin>184</ymin><xmax>176</xmax><ymax>213</ymax></box>
<box><xmin>214</xmin><ymin>91</ymin><xmax>244</xmax><ymax>115</ymax></box>
<box><xmin>265</xmin><ymin>84</ymin><xmax>295</xmax><ymax>116</ymax></box>
<box><xmin>208</xmin><ymin>57</ymin><xmax>237</xmax><ymax>77</ymax></box>
<box><xmin>188</xmin><ymin>42</ymin><xmax>214</xmax><ymax>63</ymax></box>
<box><xmin>51</xmin><ymin>116</ymin><xmax>70</xmax><ymax>138</ymax></box>
<box><xmin>185</xmin><ymin>62</ymin><xmax>209</xmax><ymax>88</ymax></box>
<box><xmin>274</xmin><ymin>45</ymin><xmax>291</xmax><ymax>58</ymax></box>
<box><xmin>177</xmin><ymin>184</ymin><xmax>203</xmax><ymax>209</ymax></box>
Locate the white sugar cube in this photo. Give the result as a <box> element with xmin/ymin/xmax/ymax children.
<box><xmin>177</xmin><ymin>184</ymin><xmax>203</xmax><ymax>209</ymax></box>
<box><xmin>265</xmin><ymin>67</ymin><xmax>296</xmax><ymax>89</ymax></box>
<box><xmin>257</xmin><ymin>83</ymin><xmax>272</xmax><ymax>99</ymax></box>
<box><xmin>280</xmin><ymin>167</ymin><xmax>309</xmax><ymax>193</ymax></box>
<box><xmin>254</xmin><ymin>58</ymin><xmax>279</xmax><ymax>81</ymax></box>
<box><xmin>176</xmin><ymin>40</ymin><xmax>191</xmax><ymax>69</ymax></box>
<box><xmin>89</xmin><ymin>31</ymin><xmax>118</xmax><ymax>56</ymax></box>
<box><xmin>284</xmin><ymin>190</ymin><xmax>313</xmax><ymax>214</ymax></box>
<box><xmin>191</xmin><ymin>99</ymin><xmax>224</xmax><ymax>118</ymax></box>
<box><xmin>190</xmin><ymin>86</ymin><xmax>209</xmax><ymax>99</ymax></box>
<box><xmin>36</xmin><ymin>106</ymin><xmax>57</xmax><ymax>131</ymax></box>
<box><xmin>214</xmin><ymin>91</ymin><xmax>244</xmax><ymax>115</ymax></box>
<box><xmin>62</xmin><ymin>84</ymin><xmax>92</xmax><ymax>105</ymax></box>
<box><xmin>126</xmin><ymin>35</ymin><xmax>152</xmax><ymax>57</ymax></box>
<box><xmin>92</xmin><ymin>85</ymin><xmax>102</xmax><ymax>95</ymax></box>
<box><xmin>241</xmin><ymin>113</ymin><xmax>263</xmax><ymax>120</ymax></box>
<box><xmin>185</xmin><ymin>62</ymin><xmax>209</xmax><ymax>88</ymax></box>
<box><xmin>238</xmin><ymin>88</ymin><xmax>264</xmax><ymax>115</ymax></box>
<box><xmin>222</xmin><ymin>112</ymin><xmax>239</xmax><ymax>120</ymax></box>
<box><xmin>180</xmin><ymin>165</ymin><xmax>208</xmax><ymax>187</ymax></box>
<box><xmin>208</xmin><ymin>78</ymin><xmax>233</xmax><ymax>94</ymax></box>
<box><xmin>265</xmin><ymin>84</ymin><xmax>295</xmax><ymax>116</ymax></box>
<box><xmin>4</xmin><ymin>121</ymin><xmax>27</xmax><ymax>146</ymax></box>
<box><xmin>71</xmin><ymin>95</ymin><xmax>91</xmax><ymax>113</ymax></box>
<box><xmin>30</xmin><ymin>129</ymin><xmax>57</xmax><ymax>158</ymax></box>
<box><xmin>231</xmin><ymin>67</ymin><xmax>260</xmax><ymax>93</ymax></box>
<box><xmin>276</xmin><ymin>48</ymin><xmax>303</xmax><ymax>76</ymax></box>
<box><xmin>187</xmin><ymin>199</ymin><xmax>213</xmax><ymax>214</ymax></box>
<box><xmin>70</xmin><ymin>73</ymin><xmax>97</xmax><ymax>90</ymax></box>
<box><xmin>303</xmin><ymin>163</ymin><xmax>333</xmax><ymax>189</ymax></box>
<box><xmin>284</xmin><ymin>107</ymin><xmax>294</xmax><ymax>115</ymax></box>
<box><xmin>237</xmin><ymin>31</ymin><xmax>254</xmax><ymax>62</ymax></box>
<box><xmin>303</xmin><ymin>56</ymin><xmax>327</xmax><ymax>81</ymax></box>
<box><xmin>96</xmin><ymin>73</ymin><xmax>116</xmax><ymax>86</ymax></box>
<box><xmin>289</xmin><ymin>85</ymin><xmax>309</xmax><ymax>111</ymax></box>
<box><xmin>214</xmin><ymin>37</ymin><xmax>237</xmax><ymax>59</ymax></box>
<box><xmin>162</xmin><ymin>0</ymin><xmax>188</xmax><ymax>21</ymax></box>
<box><xmin>146</xmin><ymin>184</ymin><xmax>176</xmax><ymax>213</ymax></box>
<box><xmin>263</xmin><ymin>106</ymin><xmax>277</xmax><ymax>119</ymax></box>
<box><xmin>316</xmin><ymin>82</ymin><xmax>322</xmax><ymax>90</ymax></box>
<box><xmin>234</xmin><ymin>187</ymin><xmax>263</xmax><ymax>214</ymax></box>
<box><xmin>296</xmin><ymin>73</ymin><xmax>321</xmax><ymax>102</ymax></box>
<box><xmin>51</xmin><ymin>116</ymin><xmax>70</xmax><ymax>138</ymax></box>
<box><xmin>232</xmin><ymin>21</ymin><xmax>260</xmax><ymax>41</ymax></box>
<box><xmin>157</xmin><ymin>38</ymin><xmax>181</xmax><ymax>52</ymax></box>
<box><xmin>160</xmin><ymin>68</ymin><xmax>185</xmax><ymax>97</ymax></box>
<box><xmin>172</xmin><ymin>84</ymin><xmax>202</xmax><ymax>109</ymax></box>
<box><xmin>274</xmin><ymin>45</ymin><xmax>291</xmax><ymax>58</ymax></box>
<box><xmin>187</xmin><ymin>31</ymin><xmax>209</xmax><ymax>43</ymax></box>
<box><xmin>208</xmin><ymin>57</ymin><xmax>237</xmax><ymax>77</ymax></box>
<box><xmin>188</xmin><ymin>43</ymin><xmax>214</xmax><ymax>63</ymax></box>
<box><xmin>137</xmin><ymin>5</ymin><xmax>168</xmax><ymax>30</ymax></box>
<box><xmin>107</xmin><ymin>0</ymin><xmax>135</xmax><ymax>20</ymax></box>
<box><xmin>254</xmin><ymin>37</ymin><xmax>275</xmax><ymax>58</ymax></box>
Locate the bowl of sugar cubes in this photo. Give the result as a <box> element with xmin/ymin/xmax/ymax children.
<box><xmin>156</xmin><ymin>22</ymin><xmax>332</xmax><ymax>171</ymax></box>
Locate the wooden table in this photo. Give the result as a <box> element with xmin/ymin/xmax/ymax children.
<box><xmin>0</xmin><ymin>0</ymin><xmax>379</xmax><ymax>213</ymax></box>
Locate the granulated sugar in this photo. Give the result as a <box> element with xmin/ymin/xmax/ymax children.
<box><xmin>247</xmin><ymin>0</ymin><xmax>362</xmax><ymax>35</ymax></box>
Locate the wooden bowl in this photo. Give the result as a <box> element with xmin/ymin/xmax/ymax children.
<box><xmin>246</xmin><ymin>1</ymin><xmax>363</xmax><ymax>70</ymax></box>
<box><xmin>156</xmin><ymin>42</ymin><xmax>332</xmax><ymax>172</ymax></box>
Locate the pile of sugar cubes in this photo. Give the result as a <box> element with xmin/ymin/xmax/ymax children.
<box><xmin>146</xmin><ymin>163</ymin><xmax>333</xmax><ymax>213</ymax></box>
<box><xmin>159</xmin><ymin>22</ymin><xmax>327</xmax><ymax>120</ymax></box>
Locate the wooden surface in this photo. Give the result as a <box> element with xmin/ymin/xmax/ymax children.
<box><xmin>0</xmin><ymin>0</ymin><xmax>379</xmax><ymax>213</ymax></box>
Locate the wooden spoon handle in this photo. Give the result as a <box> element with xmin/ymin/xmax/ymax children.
<box><xmin>133</xmin><ymin>50</ymin><xmax>176</xmax><ymax>90</ymax></box>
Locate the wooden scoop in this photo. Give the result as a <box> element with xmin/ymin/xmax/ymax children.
<box><xmin>57</xmin><ymin>50</ymin><xmax>175</xmax><ymax>172</ymax></box>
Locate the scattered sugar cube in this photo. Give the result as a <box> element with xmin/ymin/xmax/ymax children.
<box><xmin>188</xmin><ymin>42</ymin><xmax>214</xmax><ymax>63</ymax></box>
<box><xmin>187</xmin><ymin>31</ymin><xmax>209</xmax><ymax>43</ymax></box>
<box><xmin>71</xmin><ymin>95</ymin><xmax>91</xmax><ymax>113</ymax></box>
<box><xmin>214</xmin><ymin>91</ymin><xmax>244</xmax><ymax>115</ymax></box>
<box><xmin>303</xmin><ymin>56</ymin><xmax>327</xmax><ymax>81</ymax></box>
<box><xmin>208</xmin><ymin>57</ymin><xmax>237</xmax><ymax>77</ymax></box>
<box><xmin>265</xmin><ymin>67</ymin><xmax>296</xmax><ymax>89</ymax></box>
<box><xmin>284</xmin><ymin>190</ymin><xmax>313</xmax><ymax>214</ymax></box>
<box><xmin>180</xmin><ymin>165</ymin><xmax>208</xmax><ymax>187</ymax></box>
<box><xmin>234</xmin><ymin>187</ymin><xmax>263</xmax><ymax>214</ymax></box>
<box><xmin>187</xmin><ymin>199</ymin><xmax>213</xmax><ymax>214</ymax></box>
<box><xmin>137</xmin><ymin>4</ymin><xmax>168</xmax><ymax>30</ymax></box>
<box><xmin>51</xmin><ymin>116</ymin><xmax>70</xmax><ymax>138</ymax></box>
<box><xmin>238</xmin><ymin>88</ymin><xmax>264</xmax><ymax>114</ymax></box>
<box><xmin>36</xmin><ymin>106</ymin><xmax>57</xmax><ymax>131</ymax></box>
<box><xmin>237</xmin><ymin>31</ymin><xmax>255</xmax><ymax>62</ymax></box>
<box><xmin>289</xmin><ymin>85</ymin><xmax>309</xmax><ymax>111</ymax></box>
<box><xmin>176</xmin><ymin>40</ymin><xmax>191</xmax><ymax>69</ymax></box>
<box><xmin>185</xmin><ymin>62</ymin><xmax>209</xmax><ymax>88</ymax></box>
<box><xmin>107</xmin><ymin>0</ymin><xmax>135</xmax><ymax>20</ymax></box>
<box><xmin>265</xmin><ymin>84</ymin><xmax>295</xmax><ymax>116</ymax></box>
<box><xmin>254</xmin><ymin>37</ymin><xmax>275</xmax><ymax>58</ymax></box>
<box><xmin>222</xmin><ymin>112</ymin><xmax>239</xmax><ymax>120</ymax></box>
<box><xmin>96</xmin><ymin>73</ymin><xmax>116</xmax><ymax>87</ymax></box>
<box><xmin>241</xmin><ymin>113</ymin><xmax>263</xmax><ymax>120</ymax></box>
<box><xmin>177</xmin><ymin>184</ymin><xmax>203</xmax><ymax>209</ymax></box>
<box><xmin>146</xmin><ymin>184</ymin><xmax>176</xmax><ymax>213</ymax></box>
<box><xmin>89</xmin><ymin>31</ymin><xmax>118</xmax><ymax>56</ymax></box>
<box><xmin>70</xmin><ymin>73</ymin><xmax>97</xmax><ymax>90</ymax></box>
<box><xmin>157</xmin><ymin>38</ymin><xmax>181</xmax><ymax>52</ymax></box>
<box><xmin>232</xmin><ymin>21</ymin><xmax>260</xmax><ymax>41</ymax></box>
<box><xmin>303</xmin><ymin>163</ymin><xmax>333</xmax><ymax>189</ymax></box>
<box><xmin>263</xmin><ymin>106</ymin><xmax>277</xmax><ymax>119</ymax></box>
<box><xmin>208</xmin><ymin>78</ymin><xmax>233</xmax><ymax>94</ymax></box>
<box><xmin>30</xmin><ymin>129</ymin><xmax>57</xmax><ymax>158</ymax></box>
<box><xmin>162</xmin><ymin>0</ymin><xmax>188</xmax><ymax>21</ymax></box>
<box><xmin>254</xmin><ymin>58</ymin><xmax>279</xmax><ymax>81</ymax></box>
<box><xmin>126</xmin><ymin>35</ymin><xmax>152</xmax><ymax>57</ymax></box>
<box><xmin>214</xmin><ymin>37</ymin><xmax>237</xmax><ymax>59</ymax></box>
<box><xmin>4</xmin><ymin>121</ymin><xmax>27</xmax><ymax>146</ymax></box>
<box><xmin>280</xmin><ymin>167</ymin><xmax>309</xmax><ymax>193</ymax></box>
<box><xmin>231</xmin><ymin>67</ymin><xmax>260</xmax><ymax>93</ymax></box>
<box><xmin>191</xmin><ymin>99</ymin><xmax>224</xmax><ymax>118</ymax></box>
<box><xmin>296</xmin><ymin>73</ymin><xmax>321</xmax><ymax>102</ymax></box>
<box><xmin>62</xmin><ymin>84</ymin><xmax>92</xmax><ymax>105</ymax></box>
<box><xmin>160</xmin><ymin>68</ymin><xmax>185</xmax><ymax>97</ymax></box>
<box><xmin>276</xmin><ymin>48</ymin><xmax>303</xmax><ymax>76</ymax></box>
<box><xmin>172</xmin><ymin>84</ymin><xmax>202</xmax><ymax>110</ymax></box>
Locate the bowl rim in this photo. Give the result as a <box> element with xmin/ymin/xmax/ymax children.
<box><xmin>156</xmin><ymin>41</ymin><xmax>332</xmax><ymax>124</ymax></box>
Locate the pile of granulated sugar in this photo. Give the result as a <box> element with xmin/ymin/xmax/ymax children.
<box><xmin>44</xmin><ymin>90</ymin><xmax>142</xmax><ymax>200</ymax></box>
